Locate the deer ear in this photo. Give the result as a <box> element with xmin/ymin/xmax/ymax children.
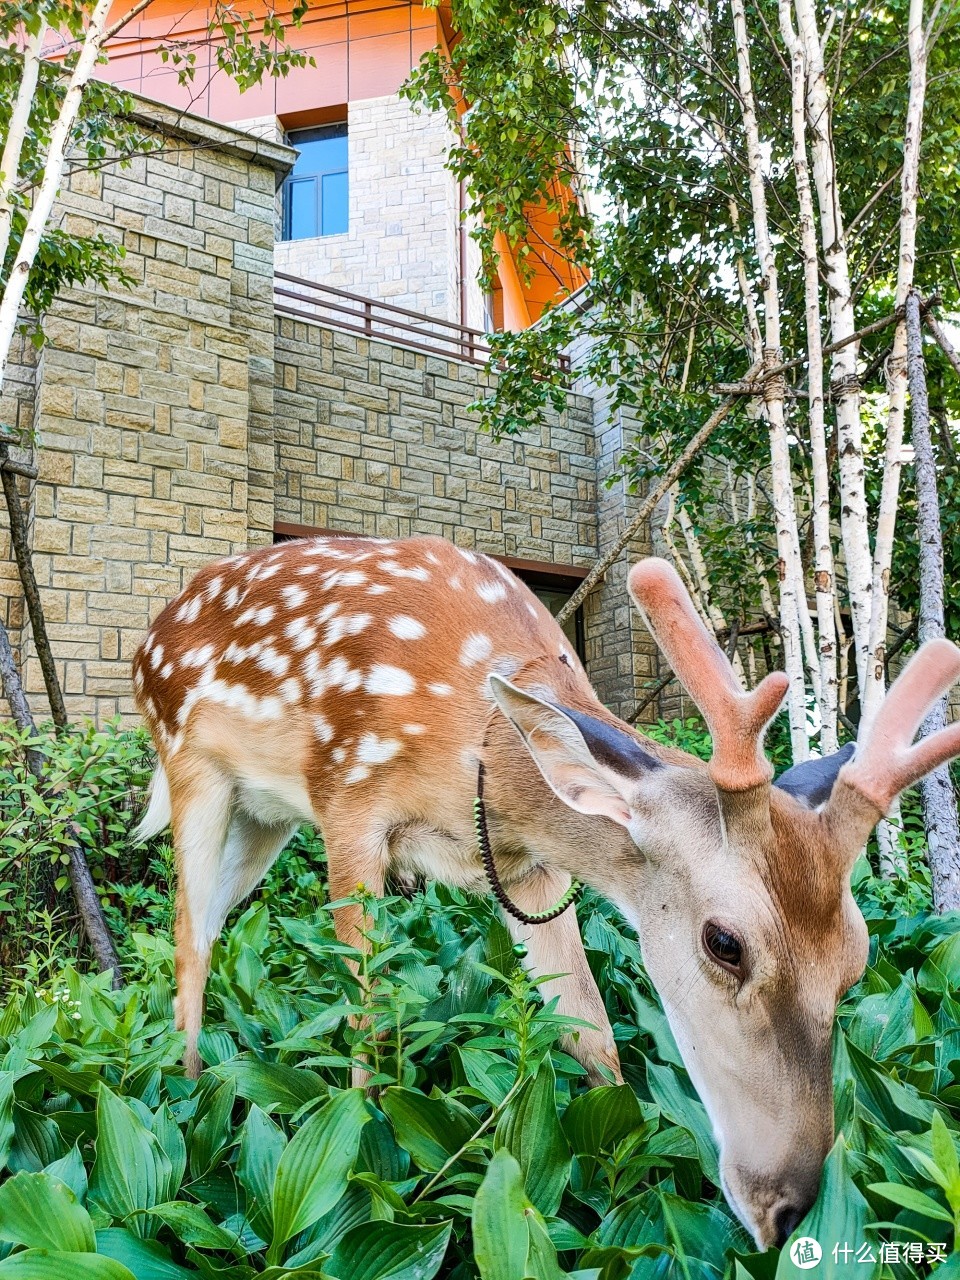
<box><xmin>774</xmin><ymin>743</ymin><xmax>856</xmax><ymax>809</ymax></box>
<box><xmin>487</xmin><ymin>675</ymin><xmax>661</xmax><ymax>827</ymax></box>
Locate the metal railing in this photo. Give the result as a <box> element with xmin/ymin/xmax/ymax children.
<box><xmin>274</xmin><ymin>272</ymin><xmax>494</xmax><ymax>366</ymax></box>
<box><xmin>274</xmin><ymin>271</ymin><xmax>571</xmax><ymax>374</ymax></box>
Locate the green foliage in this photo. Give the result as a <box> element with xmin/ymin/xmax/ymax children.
<box><xmin>0</xmin><ymin>723</ymin><xmax>955</xmax><ymax>1274</ymax></box>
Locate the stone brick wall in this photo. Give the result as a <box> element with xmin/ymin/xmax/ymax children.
<box><xmin>273</xmin><ymin>94</ymin><xmax>488</xmax><ymax>328</ymax></box>
<box><xmin>274</xmin><ymin>317</ymin><xmax>597</xmax><ymax>557</ymax></box>
<box><xmin>0</xmin><ymin>100</ymin><xmax>294</xmax><ymax>721</ymax></box>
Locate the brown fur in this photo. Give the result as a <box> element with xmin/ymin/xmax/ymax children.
<box><xmin>133</xmin><ymin>537</ymin><xmax>960</xmax><ymax>1250</ymax></box>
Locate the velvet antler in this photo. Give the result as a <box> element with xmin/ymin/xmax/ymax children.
<box><xmin>628</xmin><ymin>559</ymin><xmax>788</xmax><ymax>792</ymax></box>
<box><xmin>835</xmin><ymin>638</ymin><xmax>960</xmax><ymax>816</ymax></box>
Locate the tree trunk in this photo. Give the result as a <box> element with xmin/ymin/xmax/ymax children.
<box><xmin>780</xmin><ymin>0</ymin><xmax>839</xmax><ymax>755</ymax></box>
<box><xmin>863</xmin><ymin>0</ymin><xmax>928</xmax><ymax>727</ymax></box>
<box><xmin>0</xmin><ymin>19</ymin><xmax>47</xmax><ymax>273</ymax></box>
<box><xmin>793</xmin><ymin>0</ymin><xmax>873</xmax><ymax>700</ymax></box>
<box><xmin>906</xmin><ymin>289</ymin><xmax>960</xmax><ymax>912</ymax></box>
<box><xmin>731</xmin><ymin>0</ymin><xmax>809</xmax><ymax>759</ymax></box>
<box><xmin>0</xmin><ymin>439</ymin><xmax>68</xmax><ymax>727</ymax></box>
<box><xmin>0</xmin><ymin>0</ymin><xmax>114</xmax><ymax>396</ymax></box>
<box><xmin>0</xmin><ymin>620</ymin><xmax>122</xmax><ymax>982</ymax></box>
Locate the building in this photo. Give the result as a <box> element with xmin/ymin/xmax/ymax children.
<box><xmin>92</xmin><ymin>0</ymin><xmax>584</xmax><ymax>330</ymax></box>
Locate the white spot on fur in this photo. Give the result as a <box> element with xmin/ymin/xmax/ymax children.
<box><xmin>149</xmin><ymin>643</ymin><xmax>164</xmax><ymax>670</ymax></box>
<box><xmin>297</xmin><ymin>564</ymin><xmax>319</xmax><ymax>576</ymax></box>
<box><xmin>345</xmin><ymin>765</ymin><xmax>370</xmax><ymax>784</ymax></box>
<box><xmin>224</xmin><ymin>585</ymin><xmax>241</xmax><ymax>609</ymax></box>
<box><xmin>256</xmin><ymin>647</ymin><xmax>290</xmax><ymax>677</ymax></box>
<box><xmin>388</xmin><ymin>615</ymin><xmax>426</xmax><ymax>640</ymax></box>
<box><xmin>181</xmin><ymin>643</ymin><xmax>214</xmax><ymax>669</ymax></box>
<box><xmin>205</xmin><ymin>576</ymin><xmax>223</xmax><ymax>600</ymax></box>
<box><xmin>429</xmin><ymin>682</ymin><xmax>452</xmax><ymax>696</ymax></box>
<box><xmin>365</xmin><ymin>665</ymin><xmax>415</xmax><ymax>696</ymax></box>
<box><xmin>476</xmin><ymin>581</ymin><xmax>507</xmax><ymax>604</ymax></box>
<box><xmin>492</xmin><ymin>560</ymin><xmax>516</xmax><ymax>587</ymax></box>
<box><xmin>161</xmin><ymin>662</ymin><xmax>173</xmax><ymax>680</ymax></box>
<box><xmin>460</xmin><ymin>634</ymin><xmax>492</xmax><ymax>667</ymax></box>
<box><xmin>280</xmin><ymin>678</ymin><xmax>302</xmax><ymax>703</ymax></box>
<box><xmin>281</xmin><ymin>584</ymin><xmax>308</xmax><ymax>609</ymax></box>
<box><xmin>456</xmin><ymin>548</ymin><xmax>478</xmax><ymax>564</ymax></box>
<box><xmin>313</xmin><ymin>714</ymin><xmax>334</xmax><ymax>743</ymax></box>
<box><xmin>357</xmin><ymin>733</ymin><xmax>401</xmax><ymax>765</ymax></box>
<box><xmin>332</xmin><ymin>747</ymin><xmax>347</xmax><ymax>763</ymax></box>
<box><xmin>285</xmin><ymin>618</ymin><xmax>317</xmax><ymax>651</ymax></box>
<box><xmin>176</xmin><ymin>595</ymin><xmax>202</xmax><ymax>624</ymax></box>
<box><xmin>367</xmin><ymin>584</ymin><xmax>390</xmax><ymax>595</ymax></box>
<box><xmin>449</xmin><ymin>577</ymin><xmax>462</xmax><ymax>590</ymax></box>
<box><xmin>403</xmin><ymin>723</ymin><xmax>426</xmax><ymax>735</ymax></box>
<box><xmin>133</xmin><ymin>667</ymin><xmax>144</xmax><ymax>690</ymax></box>
<box><xmin>324</xmin><ymin>613</ymin><xmax>373</xmax><ymax>645</ymax></box>
<box><xmin>235</xmin><ymin>605</ymin><xmax>275</xmax><ymax>628</ymax></box>
<box><xmin>380</xmin><ymin>561</ymin><xmax>429</xmax><ymax>581</ymax></box>
<box><xmin>259</xmin><ymin>564</ymin><xmax>281</xmax><ymax>581</ymax></box>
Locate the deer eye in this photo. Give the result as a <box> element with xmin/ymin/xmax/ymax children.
<box><xmin>702</xmin><ymin>921</ymin><xmax>744</xmax><ymax>977</ymax></box>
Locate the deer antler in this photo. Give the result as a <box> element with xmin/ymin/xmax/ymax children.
<box><xmin>839</xmin><ymin>638</ymin><xmax>960</xmax><ymax>815</ymax></box>
<box><xmin>628</xmin><ymin>559</ymin><xmax>788</xmax><ymax>792</ymax></box>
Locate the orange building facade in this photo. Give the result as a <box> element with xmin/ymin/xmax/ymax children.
<box><xmin>94</xmin><ymin>0</ymin><xmax>583</xmax><ymax>331</ymax></box>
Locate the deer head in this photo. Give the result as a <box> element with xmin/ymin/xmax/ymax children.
<box><xmin>489</xmin><ymin>558</ymin><xmax>960</xmax><ymax>1249</ymax></box>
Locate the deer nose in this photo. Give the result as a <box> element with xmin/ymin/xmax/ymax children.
<box><xmin>773</xmin><ymin>1201</ymin><xmax>807</xmax><ymax>1248</ymax></box>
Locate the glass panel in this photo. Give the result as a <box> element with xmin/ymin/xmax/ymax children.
<box><xmin>321</xmin><ymin>170</ymin><xmax>349</xmax><ymax>236</ymax></box>
<box><xmin>285</xmin><ymin>177</ymin><xmax>318</xmax><ymax>240</ymax></box>
<box><xmin>289</xmin><ymin>125</ymin><xmax>348</xmax><ymax>179</ymax></box>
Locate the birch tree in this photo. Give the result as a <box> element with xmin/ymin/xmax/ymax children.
<box><xmin>905</xmin><ymin>288</ymin><xmax>960</xmax><ymax>911</ymax></box>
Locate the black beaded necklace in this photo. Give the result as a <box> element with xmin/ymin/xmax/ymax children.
<box><xmin>473</xmin><ymin>760</ymin><xmax>582</xmax><ymax>928</ymax></box>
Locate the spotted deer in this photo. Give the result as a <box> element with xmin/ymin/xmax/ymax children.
<box><xmin>133</xmin><ymin>533</ymin><xmax>960</xmax><ymax>1249</ymax></box>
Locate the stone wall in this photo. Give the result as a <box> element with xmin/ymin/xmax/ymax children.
<box><xmin>274</xmin><ymin>317</ymin><xmax>597</xmax><ymax>557</ymax></box>
<box><xmin>273</xmin><ymin>94</ymin><xmax>487</xmax><ymax>329</ymax></box>
<box><xmin>1</xmin><ymin>100</ymin><xmax>294</xmax><ymax>721</ymax></box>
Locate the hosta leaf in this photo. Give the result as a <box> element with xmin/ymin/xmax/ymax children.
<box><xmin>190</xmin><ymin>1077</ymin><xmax>236</xmax><ymax>1179</ymax></box>
<box><xmin>646</xmin><ymin>1059</ymin><xmax>719</xmax><ymax>1185</ymax></box>
<box><xmin>211</xmin><ymin>1057</ymin><xmax>325</xmax><ymax>1114</ymax></box>
<box><xmin>90</xmin><ymin>1086</ymin><xmax>173</xmax><ymax>1238</ymax></box>
<box><xmin>495</xmin><ymin>1058</ymin><xmax>570</xmax><ymax>1215</ymax></box>
<box><xmin>380</xmin><ymin>1087</ymin><xmax>477</xmax><ymax>1173</ymax></box>
<box><xmin>0</xmin><ymin>1171</ymin><xmax>96</xmax><ymax>1251</ymax></box>
<box><xmin>96</xmin><ymin>1229</ymin><xmax>195</xmax><ymax>1279</ymax></box>
<box><xmin>8</xmin><ymin>1104</ymin><xmax>66</xmax><ymax>1173</ymax></box>
<box><xmin>142</xmin><ymin>1201</ymin><xmax>245</xmax><ymax>1251</ymax></box>
<box><xmin>0</xmin><ymin>1074</ymin><xmax>16</xmax><ymax>1172</ymax></box>
<box><xmin>45</xmin><ymin>1146</ymin><xmax>88</xmax><ymax>1202</ymax></box>
<box><xmin>270</xmin><ymin>1089</ymin><xmax>371</xmax><ymax>1262</ymax></box>
<box><xmin>325</xmin><ymin>1220</ymin><xmax>452</xmax><ymax>1280</ymax></box>
<box><xmin>562</xmin><ymin>1084</ymin><xmax>647</xmax><ymax>1155</ymax></box>
<box><xmin>472</xmin><ymin>1148</ymin><xmax>532</xmax><ymax>1280</ymax></box>
<box><xmin>0</xmin><ymin>1253</ymin><xmax>135</xmax><ymax>1278</ymax></box>
<box><xmin>238</xmin><ymin>1105</ymin><xmax>286</xmax><ymax>1238</ymax></box>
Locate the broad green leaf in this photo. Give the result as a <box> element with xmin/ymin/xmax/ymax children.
<box><xmin>380</xmin><ymin>1087</ymin><xmax>477</xmax><ymax>1173</ymax></box>
<box><xmin>0</xmin><ymin>1253</ymin><xmax>136</xmax><ymax>1279</ymax></box>
<box><xmin>270</xmin><ymin>1089</ymin><xmax>371</xmax><ymax>1262</ymax></box>
<box><xmin>238</xmin><ymin>1105</ymin><xmax>287</xmax><ymax>1238</ymax></box>
<box><xmin>0</xmin><ymin>1170</ymin><xmax>95</xmax><ymax>1251</ymax></box>
<box><xmin>211</xmin><ymin>1057</ymin><xmax>325</xmax><ymax>1114</ymax></box>
<box><xmin>495</xmin><ymin>1058</ymin><xmax>570</xmax><ymax>1215</ymax></box>
<box><xmin>89</xmin><ymin>1086</ymin><xmax>173</xmax><ymax>1238</ymax></box>
<box><xmin>0</xmin><ymin>1074</ymin><xmax>16</xmax><ymax>1171</ymax></box>
<box><xmin>646</xmin><ymin>1059</ymin><xmax>720</xmax><ymax>1185</ymax></box>
<box><xmin>96</xmin><ymin>1229</ymin><xmax>195</xmax><ymax>1279</ymax></box>
<box><xmin>931</xmin><ymin>1110</ymin><xmax>960</xmax><ymax>1201</ymax></box>
<box><xmin>142</xmin><ymin>1201</ymin><xmax>244</xmax><ymax>1251</ymax></box>
<box><xmin>472</xmin><ymin>1148</ymin><xmax>532</xmax><ymax>1280</ymax></box>
<box><xmin>189</xmin><ymin>1077</ymin><xmax>236</xmax><ymax>1179</ymax></box>
<box><xmin>562</xmin><ymin>1085</ymin><xmax>647</xmax><ymax>1155</ymax></box>
<box><xmin>45</xmin><ymin>1147</ymin><xmax>88</xmax><ymax>1202</ymax></box>
<box><xmin>325</xmin><ymin>1219</ymin><xmax>452</xmax><ymax>1280</ymax></box>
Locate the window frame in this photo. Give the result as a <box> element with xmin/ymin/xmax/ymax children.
<box><xmin>280</xmin><ymin>123</ymin><xmax>349</xmax><ymax>241</ymax></box>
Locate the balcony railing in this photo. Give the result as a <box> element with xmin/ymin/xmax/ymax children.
<box><xmin>274</xmin><ymin>272</ymin><xmax>571</xmax><ymax>375</ymax></box>
<box><xmin>274</xmin><ymin>272</ymin><xmax>494</xmax><ymax>366</ymax></box>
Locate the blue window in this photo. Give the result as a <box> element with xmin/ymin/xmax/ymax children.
<box><xmin>282</xmin><ymin>124</ymin><xmax>348</xmax><ymax>240</ymax></box>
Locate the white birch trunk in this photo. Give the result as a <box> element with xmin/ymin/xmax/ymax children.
<box><xmin>779</xmin><ymin>0</ymin><xmax>839</xmax><ymax>754</ymax></box>
<box><xmin>675</xmin><ymin>502</ymin><xmax>747</xmax><ymax>682</ymax></box>
<box><xmin>731</xmin><ymin>0</ymin><xmax>810</xmax><ymax>760</ymax></box>
<box><xmin>0</xmin><ymin>19</ymin><xmax>47</xmax><ymax>275</ymax></box>
<box><xmin>0</xmin><ymin>0</ymin><xmax>114</xmax><ymax>398</ymax></box>
<box><xmin>906</xmin><ymin>289</ymin><xmax>960</xmax><ymax>911</ymax></box>
<box><xmin>863</xmin><ymin>0</ymin><xmax>928</xmax><ymax>726</ymax></box>
<box><xmin>793</xmin><ymin>0</ymin><xmax>874</xmax><ymax>699</ymax></box>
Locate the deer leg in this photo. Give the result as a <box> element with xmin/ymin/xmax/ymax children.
<box><xmin>503</xmin><ymin>865</ymin><xmax>622</xmax><ymax>1087</ymax></box>
<box><xmin>173</xmin><ymin>767</ymin><xmax>295</xmax><ymax>1077</ymax></box>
